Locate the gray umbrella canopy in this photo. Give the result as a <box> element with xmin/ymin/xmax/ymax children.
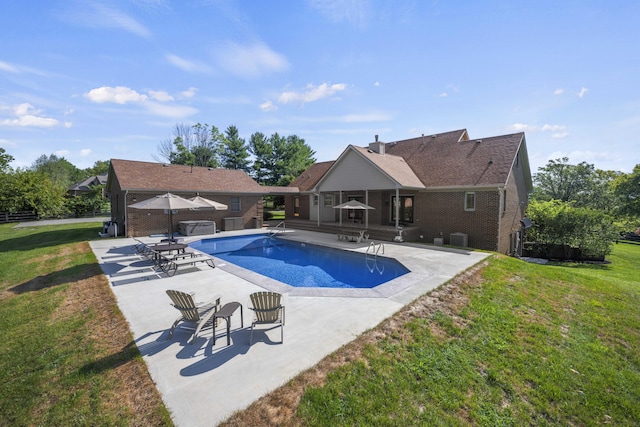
<box><xmin>332</xmin><ymin>200</ymin><xmax>375</xmax><ymax>210</ymax></box>
<box><xmin>189</xmin><ymin>196</ymin><xmax>228</xmax><ymax>210</ymax></box>
<box><xmin>129</xmin><ymin>193</ymin><xmax>203</xmax><ymax>238</ymax></box>
<box><xmin>333</xmin><ymin>199</ymin><xmax>374</xmax><ymax>227</ymax></box>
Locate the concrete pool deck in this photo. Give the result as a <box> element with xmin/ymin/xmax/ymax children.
<box><xmin>90</xmin><ymin>229</ymin><xmax>489</xmax><ymax>426</ymax></box>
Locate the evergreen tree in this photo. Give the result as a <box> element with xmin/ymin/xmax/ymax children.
<box><xmin>220</xmin><ymin>125</ymin><xmax>250</xmax><ymax>172</ymax></box>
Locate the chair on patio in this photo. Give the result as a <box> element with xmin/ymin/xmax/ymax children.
<box><xmin>248</xmin><ymin>291</ymin><xmax>285</xmax><ymax>344</ymax></box>
<box><xmin>166</xmin><ymin>290</ymin><xmax>222</xmax><ymax>344</ymax></box>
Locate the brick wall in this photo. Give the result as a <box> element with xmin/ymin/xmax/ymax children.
<box><xmin>125</xmin><ymin>192</ymin><xmax>262</xmax><ymax>237</ymax></box>
<box><xmin>415</xmin><ymin>190</ymin><xmax>500</xmax><ymax>251</ymax></box>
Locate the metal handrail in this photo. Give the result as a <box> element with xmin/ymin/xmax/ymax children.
<box><xmin>268</xmin><ymin>221</ymin><xmax>286</xmax><ymax>237</ymax></box>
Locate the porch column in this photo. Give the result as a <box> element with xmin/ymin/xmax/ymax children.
<box><xmin>316</xmin><ymin>193</ymin><xmax>320</xmax><ymax>226</ymax></box>
<box><xmin>365</xmin><ymin>190</ymin><xmax>369</xmax><ymax>229</ymax></box>
<box><xmin>339</xmin><ymin>191</ymin><xmax>343</xmax><ymax>227</ymax></box>
<box><xmin>395</xmin><ymin>188</ymin><xmax>400</xmax><ymax>230</ymax></box>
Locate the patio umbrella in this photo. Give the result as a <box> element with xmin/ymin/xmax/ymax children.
<box><xmin>189</xmin><ymin>195</ymin><xmax>228</xmax><ymax>210</ymax></box>
<box><xmin>129</xmin><ymin>192</ymin><xmax>203</xmax><ymax>239</ymax></box>
<box><xmin>333</xmin><ymin>200</ymin><xmax>374</xmax><ymax>226</ymax></box>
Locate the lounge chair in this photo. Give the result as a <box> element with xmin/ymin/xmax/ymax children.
<box><xmin>248</xmin><ymin>291</ymin><xmax>285</xmax><ymax>344</ymax></box>
<box><xmin>166</xmin><ymin>290</ymin><xmax>221</xmax><ymax>344</ymax></box>
<box><xmin>156</xmin><ymin>253</ymin><xmax>215</xmax><ymax>277</ymax></box>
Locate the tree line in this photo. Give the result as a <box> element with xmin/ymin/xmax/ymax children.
<box><xmin>527</xmin><ymin>157</ymin><xmax>640</xmax><ymax>258</ymax></box>
<box><xmin>156</xmin><ymin>123</ymin><xmax>316</xmax><ymax>186</ymax></box>
<box><xmin>0</xmin><ymin>148</ymin><xmax>110</xmax><ymax>218</ymax></box>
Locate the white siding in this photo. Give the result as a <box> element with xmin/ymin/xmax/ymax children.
<box><xmin>318</xmin><ymin>150</ymin><xmax>396</xmax><ymax>191</ymax></box>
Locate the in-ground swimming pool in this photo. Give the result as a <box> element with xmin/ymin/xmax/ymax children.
<box><xmin>189</xmin><ymin>234</ymin><xmax>409</xmax><ymax>289</ymax></box>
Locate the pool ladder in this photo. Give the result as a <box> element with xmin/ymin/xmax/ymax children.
<box><xmin>268</xmin><ymin>221</ymin><xmax>286</xmax><ymax>237</ymax></box>
<box><xmin>365</xmin><ymin>242</ymin><xmax>385</xmax><ymax>274</ymax></box>
<box><xmin>366</xmin><ymin>241</ymin><xmax>385</xmax><ymax>255</ymax></box>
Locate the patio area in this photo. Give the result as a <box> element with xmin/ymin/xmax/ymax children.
<box><xmin>90</xmin><ymin>229</ymin><xmax>488</xmax><ymax>426</ymax></box>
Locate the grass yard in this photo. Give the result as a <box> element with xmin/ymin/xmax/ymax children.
<box><xmin>1</xmin><ymin>221</ymin><xmax>639</xmax><ymax>426</ymax></box>
<box><xmin>0</xmin><ymin>222</ymin><xmax>171</xmax><ymax>427</ymax></box>
<box><xmin>226</xmin><ymin>244</ymin><xmax>640</xmax><ymax>426</ymax></box>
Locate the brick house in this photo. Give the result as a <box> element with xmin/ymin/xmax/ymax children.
<box><xmin>106</xmin><ymin>159</ymin><xmax>291</xmax><ymax>237</ymax></box>
<box><xmin>284</xmin><ymin>129</ymin><xmax>533</xmax><ymax>254</ymax></box>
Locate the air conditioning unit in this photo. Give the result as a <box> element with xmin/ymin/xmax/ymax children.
<box><xmin>450</xmin><ymin>232</ymin><xmax>468</xmax><ymax>248</ymax></box>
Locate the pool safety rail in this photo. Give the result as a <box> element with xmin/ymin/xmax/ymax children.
<box><xmin>365</xmin><ymin>242</ymin><xmax>386</xmax><ymax>274</ymax></box>
<box><xmin>268</xmin><ymin>221</ymin><xmax>286</xmax><ymax>237</ymax></box>
<box><xmin>366</xmin><ymin>241</ymin><xmax>385</xmax><ymax>256</ymax></box>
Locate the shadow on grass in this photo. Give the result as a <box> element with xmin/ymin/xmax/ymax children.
<box><xmin>7</xmin><ymin>262</ymin><xmax>103</xmax><ymax>295</ymax></box>
<box><xmin>79</xmin><ymin>340</ymin><xmax>141</xmax><ymax>375</ymax></box>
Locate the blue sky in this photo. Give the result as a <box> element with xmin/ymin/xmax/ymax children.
<box><xmin>2</xmin><ymin>1</ymin><xmax>639</xmax><ymax>174</ymax></box>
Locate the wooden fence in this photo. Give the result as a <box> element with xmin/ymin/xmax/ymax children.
<box><xmin>0</xmin><ymin>211</ymin><xmax>38</xmax><ymax>224</ymax></box>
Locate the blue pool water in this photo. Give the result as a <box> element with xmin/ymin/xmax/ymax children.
<box><xmin>190</xmin><ymin>234</ymin><xmax>409</xmax><ymax>289</ymax></box>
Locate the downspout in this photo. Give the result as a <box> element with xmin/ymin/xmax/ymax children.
<box><xmin>316</xmin><ymin>192</ymin><xmax>320</xmax><ymax>227</ymax></box>
<box><xmin>123</xmin><ymin>190</ymin><xmax>128</xmax><ymax>238</ymax></box>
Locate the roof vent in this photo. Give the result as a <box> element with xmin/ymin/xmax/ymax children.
<box><xmin>476</xmin><ymin>139</ymin><xmax>482</xmax><ymax>143</ymax></box>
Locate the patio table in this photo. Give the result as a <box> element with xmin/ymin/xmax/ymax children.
<box><xmin>151</xmin><ymin>243</ymin><xmax>187</xmax><ymax>259</ymax></box>
<box><xmin>212</xmin><ymin>302</ymin><xmax>243</xmax><ymax>346</ymax></box>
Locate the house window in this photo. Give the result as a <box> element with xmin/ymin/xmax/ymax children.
<box><xmin>392</xmin><ymin>195</ymin><xmax>414</xmax><ymax>223</ymax></box>
<box><xmin>293</xmin><ymin>196</ymin><xmax>300</xmax><ymax>216</ymax></box>
<box><xmin>323</xmin><ymin>194</ymin><xmax>333</xmax><ymax>207</ymax></box>
<box><xmin>231</xmin><ymin>196</ymin><xmax>241</xmax><ymax>212</ymax></box>
<box><xmin>313</xmin><ymin>194</ymin><xmax>318</xmax><ymax>206</ymax></box>
<box><xmin>465</xmin><ymin>192</ymin><xmax>476</xmax><ymax>211</ymax></box>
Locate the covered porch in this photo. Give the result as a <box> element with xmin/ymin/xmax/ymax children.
<box><xmin>275</xmin><ymin>218</ymin><xmax>422</xmax><ymax>242</ymax></box>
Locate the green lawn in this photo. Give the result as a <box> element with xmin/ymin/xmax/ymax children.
<box><xmin>2</xmin><ymin>221</ymin><xmax>639</xmax><ymax>426</ymax></box>
<box><xmin>296</xmin><ymin>244</ymin><xmax>640</xmax><ymax>426</ymax></box>
<box><xmin>0</xmin><ymin>222</ymin><xmax>171</xmax><ymax>427</ymax></box>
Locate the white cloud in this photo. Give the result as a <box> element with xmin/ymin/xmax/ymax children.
<box><xmin>165</xmin><ymin>54</ymin><xmax>211</xmax><ymax>73</ymax></box>
<box><xmin>341</xmin><ymin>111</ymin><xmax>392</xmax><ymax>122</ymax></box>
<box><xmin>64</xmin><ymin>122</ymin><xmax>73</xmax><ymax>128</ymax></box>
<box><xmin>62</xmin><ymin>3</ymin><xmax>151</xmax><ymax>38</ymax></box>
<box><xmin>552</xmin><ymin>132</ymin><xmax>570</xmax><ymax>139</ymax></box>
<box><xmin>179</xmin><ymin>87</ymin><xmax>198</xmax><ymax>98</ymax></box>
<box><xmin>148</xmin><ymin>90</ymin><xmax>174</xmax><ymax>102</ymax></box>
<box><xmin>541</xmin><ymin>124</ymin><xmax>566</xmax><ymax>132</ymax></box>
<box><xmin>507</xmin><ymin>123</ymin><xmax>567</xmax><ymax>134</ymax></box>
<box><xmin>55</xmin><ymin>150</ymin><xmax>70</xmax><ymax>157</ymax></box>
<box><xmin>373</xmin><ymin>81</ymin><xmax>380</xmax><ymax>87</ymax></box>
<box><xmin>554</xmin><ymin>88</ymin><xmax>564</xmax><ymax>95</ymax></box>
<box><xmin>439</xmin><ymin>92</ymin><xmax>448</xmax><ymax>97</ymax></box>
<box><xmin>144</xmin><ymin>102</ymin><xmax>198</xmax><ymax>119</ymax></box>
<box><xmin>216</xmin><ymin>41</ymin><xmax>288</xmax><ymax>78</ymax></box>
<box><xmin>0</xmin><ymin>60</ymin><xmax>19</xmax><ymax>73</ymax></box>
<box><xmin>85</xmin><ymin>86</ymin><xmax>148</xmax><ymax>104</ymax></box>
<box><xmin>309</xmin><ymin>0</ymin><xmax>371</xmax><ymax>29</ymax></box>
<box><xmin>0</xmin><ymin>103</ymin><xmax>62</xmax><ymax>128</ymax></box>
<box><xmin>278</xmin><ymin>83</ymin><xmax>347</xmax><ymax>104</ymax></box>
<box><xmin>506</xmin><ymin>123</ymin><xmax>533</xmax><ymax>132</ymax></box>
<box><xmin>84</xmin><ymin>85</ymin><xmax>197</xmax><ymax>119</ymax></box>
<box><xmin>578</xmin><ymin>87</ymin><xmax>589</xmax><ymax>98</ymax></box>
<box><xmin>80</xmin><ymin>149</ymin><xmax>92</xmax><ymax>156</ymax></box>
<box><xmin>260</xmin><ymin>101</ymin><xmax>277</xmax><ymax>112</ymax></box>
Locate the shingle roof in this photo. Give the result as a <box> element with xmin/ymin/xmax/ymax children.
<box><xmin>289</xmin><ymin>161</ymin><xmax>334</xmax><ymax>192</ymax></box>
<box><xmin>109</xmin><ymin>159</ymin><xmax>265</xmax><ymax>193</ymax></box>
<box><xmin>292</xmin><ymin>129</ymin><xmax>529</xmax><ymax>191</ymax></box>
<box><xmin>384</xmin><ymin>131</ymin><xmax>525</xmax><ymax>187</ymax></box>
<box><xmin>349</xmin><ymin>146</ymin><xmax>425</xmax><ymax>189</ymax></box>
